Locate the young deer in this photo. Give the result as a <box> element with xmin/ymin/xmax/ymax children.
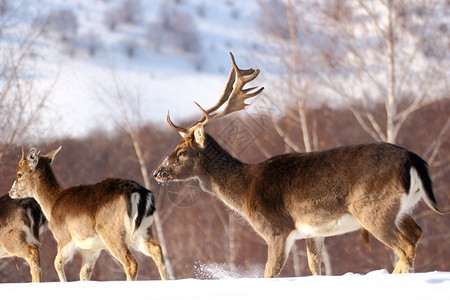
<box><xmin>154</xmin><ymin>53</ymin><xmax>448</xmax><ymax>277</ymax></box>
<box><xmin>10</xmin><ymin>147</ymin><xmax>168</xmax><ymax>281</ymax></box>
<box><xmin>0</xmin><ymin>194</ymin><xmax>45</xmax><ymax>282</ymax></box>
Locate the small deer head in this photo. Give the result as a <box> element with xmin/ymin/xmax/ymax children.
<box><xmin>10</xmin><ymin>146</ymin><xmax>61</xmax><ymax>199</ymax></box>
<box><xmin>153</xmin><ymin>53</ymin><xmax>263</xmax><ymax>183</ymax></box>
<box><xmin>153</xmin><ymin>125</ymin><xmax>207</xmax><ymax>183</ymax></box>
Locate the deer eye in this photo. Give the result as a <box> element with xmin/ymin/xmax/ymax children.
<box><xmin>178</xmin><ymin>151</ymin><xmax>188</xmax><ymax>157</ymax></box>
<box><xmin>17</xmin><ymin>173</ymin><xmax>22</xmax><ymax>179</ymax></box>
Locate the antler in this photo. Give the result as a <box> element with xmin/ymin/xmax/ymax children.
<box><xmin>167</xmin><ymin>111</ymin><xmax>189</xmax><ymax>135</ymax></box>
<box><xmin>167</xmin><ymin>52</ymin><xmax>264</xmax><ymax>135</ymax></box>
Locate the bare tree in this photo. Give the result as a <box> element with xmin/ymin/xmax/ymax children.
<box><xmin>312</xmin><ymin>0</ymin><xmax>449</xmax><ymax>144</ymax></box>
<box><xmin>256</xmin><ymin>0</ymin><xmax>448</xmax><ymax>148</ymax></box>
<box><xmin>0</xmin><ymin>1</ymin><xmax>57</xmax><ymax>158</ymax></box>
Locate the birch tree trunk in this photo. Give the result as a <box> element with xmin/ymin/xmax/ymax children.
<box><xmin>385</xmin><ymin>0</ymin><xmax>397</xmax><ymax>144</ymax></box>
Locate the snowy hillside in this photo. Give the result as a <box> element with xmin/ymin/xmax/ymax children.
<box><xmin>2</xmin><ymin>0</ymin><xmax>262</xmax><ymax>139</ymax></box>
<box><xmin>3</xmin><ymin>0</ymin><xmax>447</xmax><ymax>141</ymax></box>
<box><xmin>1</xmin><ymin>271</ymin><xmax>450</xmax><ymax>300</ymax></box>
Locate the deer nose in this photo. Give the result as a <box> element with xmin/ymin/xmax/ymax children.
<box><xmin>154</xmin><ymin>167</ymin><xmax>172</xmax><ymax>180</ymax></box>
<box><xmin>153</xmin><ymin>169</ymin><xmax>167</xmax><ymax>178</ymax></box>
<box><xmin>9</xmin><ymin>181</ymin><xmax>18</xmax><ymax>198</ymax></box>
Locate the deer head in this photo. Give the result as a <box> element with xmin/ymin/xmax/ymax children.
<box><xmin>10</xmin><ymin>147</ymin><xmax>61</xmax><ymax>199</ymax></box>
<box><xmin>153</xmin><ymin>52</ymin><xmax>263</xmax><ymax>183</ymax></box>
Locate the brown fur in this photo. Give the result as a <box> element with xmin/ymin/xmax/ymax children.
<box><xmin>11</xmin><ymin>147</ymin><xmax>168</xmax><ymax>281</ymax></box>
<box><xmin>155</xmin><ymin>133</ymin><xmax>446</xmax><ymax>277</ymax></box>
<box><xmin>0</xmin><ymin>194</ymin><xmax>45</xmax><ymax>282</ymax></box>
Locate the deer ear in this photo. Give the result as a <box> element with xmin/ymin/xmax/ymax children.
<box><xmin>194</xmin><ymin>125</ymin><xmax>206</xmax><ymax>148</ymax></box>
<box><xmin>26</xmin><ymin>148</ymin><xmax>40</xmax><ymax>170</ymax></box>
<box><xmin>44</xmin><ymin>146</ymin><xmax>62</xmax><ymax>164</ymax></box>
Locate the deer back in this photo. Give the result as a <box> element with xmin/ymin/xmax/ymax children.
<box><xmin>49</xmin><ymin>178</ymin><xmax>155</xmax><ymax>236</ymax></box>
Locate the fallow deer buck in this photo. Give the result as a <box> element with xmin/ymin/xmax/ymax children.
<box><xmin>10</xmin><ymin>147</ymin><xmax>168</xmax><ymax>281</ymax></box>
<box><xmin>154</xmin><ymin>53</ymin><xmax>449</xmax><ymax>277</ymax></box>
<box><xmin>0</xmin><ymin>194</ymin><xmax>45</xmax><ymax>282</ymax></box>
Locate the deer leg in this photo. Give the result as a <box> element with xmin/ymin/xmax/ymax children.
<box><xmin>264</xmin><ymin>235</ymin><xmax>290</xmax><ymax>278</ymax></box>
<box><xmin>114</xmin><ymin>248</ymin><xmax>138</xmax><ymax>281</ymax></box>
<box><xmin>143</xmin><ymin>237</ymin><xmax>169</xmax><ymax>280</ymax></box>
<box><xmin>391</xmin><ymin>235</ymin><xmax>416</xmax><ymax>275</ymax></box>
<box><xmin>99</xmin><ymin>231</ymin><xmax>138</xmax><ymax>281</ymax></box>
<box><xmin>390</xmin><ymin>216</ymin><xmax>421</xmax><ymax>274</ymax></box>
<box><xmin>398</xmin><ymin>215</ymin><xmax>422</xmax><ymax>247</ymax></box>
<box><xmin>106</xmin><ymin>245</ymin><xmax>138</xmax><ymax>280</ymax></box>
<box><xmin>362</xmin><ymin>221</ymin><xmax>416</xmax><ymax>274</ymax></box>
<box><xmin>26</xmin><ymin>245</ymin><xmax>41</xmax><ymax>282</ymax></box>
<box><xmin>386</xmin><ymin>228</ymin><xmax>417</xmax><ymax>274</ymax></box>
<box><xmin>306</xmin><ymin>237</ymin><xmax>324</xmax><ymax>275</ymax></box>
<box><xmin>381</xmin><ymin>232</ymin><xmax>415</xmax><ymax>274</ymax></box>
<box><xmin>79</xmin><ymin>250</ymin><xmax>101</xmax><ymax>281</ymax></box>
<box><xmin>54</xmin><ymin>243</ymin><xmax>74</xmax><ymax>282</ymax></box>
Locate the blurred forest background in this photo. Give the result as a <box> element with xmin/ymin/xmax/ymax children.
<box><xmin>0</xmin><ymin>0</ymin><xmax>449</xmax><ymax>282</ymax></box>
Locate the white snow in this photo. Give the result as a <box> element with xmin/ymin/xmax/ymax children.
<box><xmin>1</xmin><ymin>270</ymin><xmax>449</xmax><ymax>300</ymax></box>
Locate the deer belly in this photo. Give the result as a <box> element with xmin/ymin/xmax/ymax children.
<box><xmin>75</xmin><ymin>235</ymin><xmax>104</xmax><ymax>250</ymax></box>
<box><xmin>295</xmin><ymin>214</ymin><xmax>362</xmax><ymax>238</ymax></box>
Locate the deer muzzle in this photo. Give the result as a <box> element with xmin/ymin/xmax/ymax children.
<box><xmin>9</xmin><ymin>180</ymin><xmax>20</xmax><ymax>199</ymax></box>
<box><xmin>153</xmin><ymin>167</ymin><xmax>173</xmax><ymax>182</ymax></box>
<box><xmin>153</xmin><ymin>157</ymin><xmax>174</xmax><ymax>182</ymax></box>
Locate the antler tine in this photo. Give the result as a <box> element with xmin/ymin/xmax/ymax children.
<box><xmin>181</xmin><ymin>52</ymin><xmax>264</xmax><ymax>133</ymax></box>
<box><xmin>194</xmin><ymin>101</ymin><xmax>214</xmax><ymax>127</ymax></box>
<box><xmin>242</xmin><ymin>85</ymin><xmax>265</xmax><ymax>98</ymax></box>
<box><xmin>229</xmin><ymin>52</ymin><xmax>257</xmax><ymax>78</ymax></box>
<box><xmin>166</xmin><ymin>111</ymin><xmax>189</xmax><ymax>136</ymax></box>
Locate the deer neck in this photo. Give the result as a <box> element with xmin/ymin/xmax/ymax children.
<box><xmin>32</xmin><ymin>165</ymin><xmax>62</xmax><ymax>220</ymax></box>
<box><xmin>197</xmin><ymin>136</ymin><xmax>249</xmax><ymax>212</ymax></box>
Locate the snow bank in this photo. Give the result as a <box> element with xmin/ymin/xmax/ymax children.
<box><xmin>1</xmin><ymin>271</ymin><xmax>449</xmax><ymax>300</ymax></box>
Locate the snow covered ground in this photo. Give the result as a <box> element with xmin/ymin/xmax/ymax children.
<box><xmin>1</xmin><ymin>270</ymin><xmax>449</xmax><ymax>300</ymax></box>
